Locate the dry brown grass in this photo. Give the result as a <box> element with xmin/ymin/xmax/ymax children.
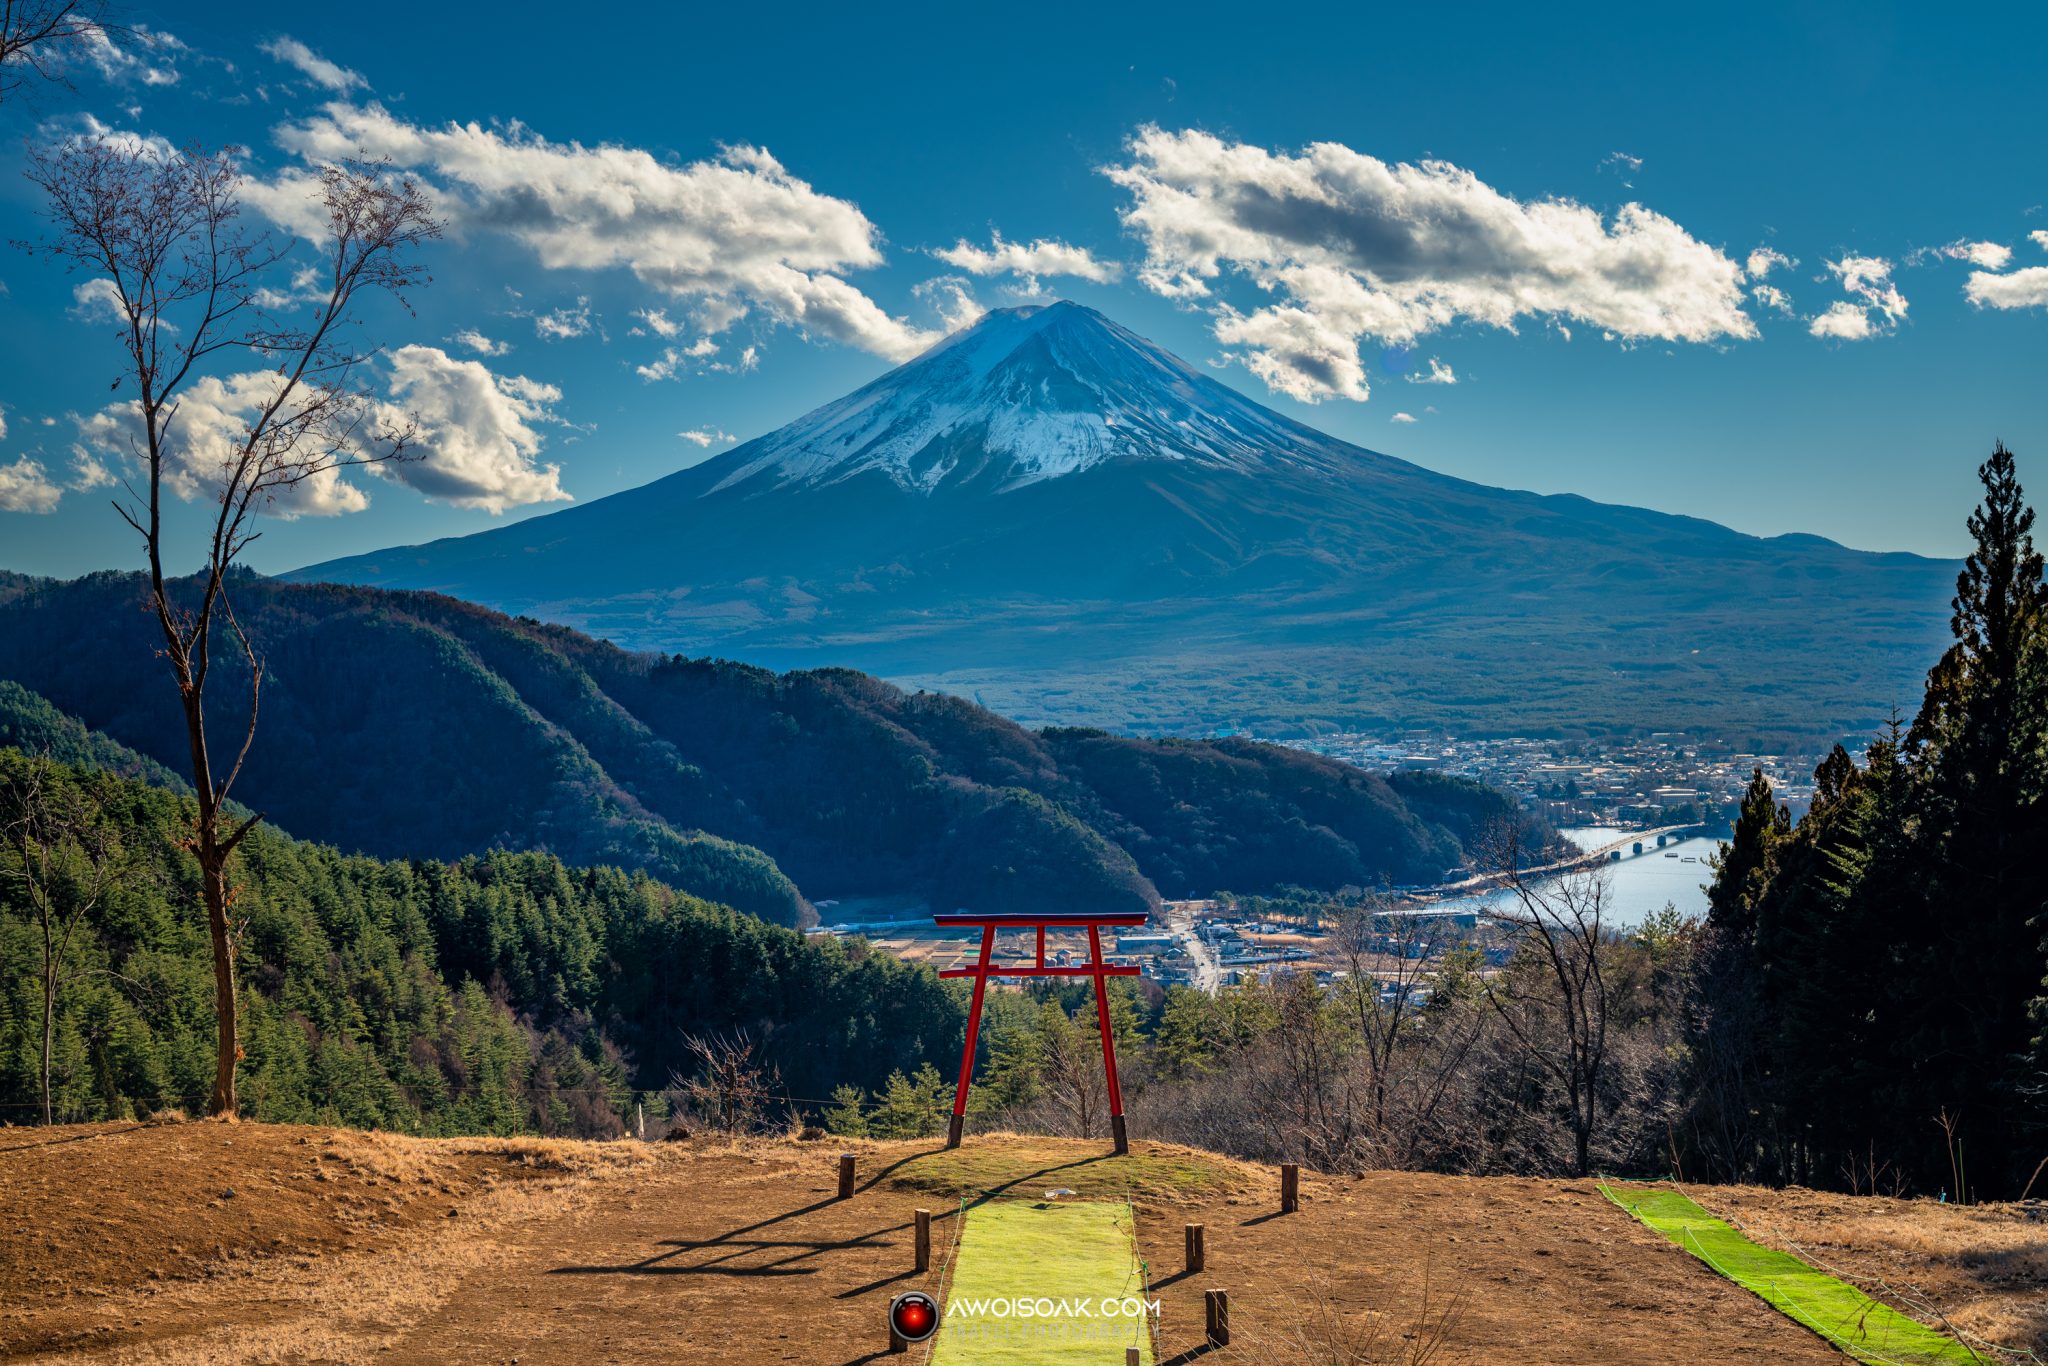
<box><xmin>13</xmin><ymin>1124</ymin><xmax>2016</xmax><ymax>1365</ymax></box>
<box><xmin>0</xmin><ymin>1122</ymin><xmax>658</xmax><ymax>1364</ymax></box>
<box><xmin>1692</xmin><ymin>1184</ymin><xmax>2048</xmax><ymax>1359</ymax></box>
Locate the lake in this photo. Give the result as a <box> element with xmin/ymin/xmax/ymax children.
<box><xmin>1429</xmin><ymin>825</ymin><xmax>1724</xmax><ymax>929</ymax></box>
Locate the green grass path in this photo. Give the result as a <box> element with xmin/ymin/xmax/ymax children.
<box><xmin>930</xmin><ymin>1200</ymin><xmax>1155</xmax><ymax>1365</ymax></box>
<box><xmin>1600</xmin><ymin>1184</ymin><xmax>1982</xmax><ymax>1365</ymax></box>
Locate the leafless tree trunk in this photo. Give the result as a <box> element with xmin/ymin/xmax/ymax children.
<box><xmin>2</xmin><ymin>755</ymin><xmax>121</xmax><ymax>1124</ymax></box>
<box><xmin>24</xmin><ymin>136</ymin><xmax>439</xmax><ymax>1116</ymax></box>
<box><xmin>1477</xmin><ymin>828</ymin><xmax>1617</xmax><ymax>1176</ymax></box>
<box><xmin>0</xmin><ymin>0</ymin><xmax>112</xmax><ymax>102</ymax></box>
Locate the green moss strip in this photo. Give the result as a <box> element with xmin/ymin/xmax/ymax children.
<box><xmin>1599</xmin><ymin>1184</ymin><xmax>1981</xmax><ymax>1365</ymax></box>
<box><xmin>931</xmin><ymin>1200</ymin><xmax>1154</xmax><ymax>1365</ymax></box>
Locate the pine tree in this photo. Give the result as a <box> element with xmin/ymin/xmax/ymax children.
<box><xmin>1906</xmin><ymin>443</ymin><xmax>2048</xmax><ymax>1194</ymax></box>
<box><xmin>1706</xmin><ymin>768</ymin><xmax>1789</xmax><ymax>942</ymax></box>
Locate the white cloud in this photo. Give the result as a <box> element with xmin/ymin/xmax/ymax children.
<box><xmin>68</xmin><ymin>277</ymin><xmax>128</xmax><ymax>323</ymax></box>
<box><xmin>1964</xmin><ymin>266</ymin><xmax>2048</xmax><ymax>311</ymax></box>
<box><xmin>234</xmin><ymin>167</ymin><xmax>336</xmax><ymax>243</ymax></box>
<box><xmin>1808</xmin><ymin>301</ymin><xmax>1875</xmax><ymax>340</ymax></box>
<box><xmin>635</xmin><ymin>336</ymin><xmax>721</xmax><ymax>382</ymax></box>
<box><xmin>677</xmin><ymin>428</ymin><xmax>735</xmax><ymax>447</ymax></box>
<box><xmin>0</xmin><ymin>459</ymin><xmax>65</xmax><ymax>514</ymax></box>
<box><xmin>1751</xmin><ymin>283</ymin><xmax>1793</xmax><ymax>314</ymax></box>
<box><xmin>1936</xmin><ymin>240</ymin><xmax>2011</xmax><ymax>270</ymax></box>
<box><xmin>256</xmin><ymin>102</ymin><xmax>938</xmax><ymax>361</ymax></box>
<box><xmin>531</xmin><ymin>297</ymin><xmax>592</xmax><ymax>340</ymax></box>
<box><xmin>1746</xmin><ymin>246</ymin><xmax>1792</xmax><ymax>278</ymax></box>
<box><xmin>448</xmin><ymin>329</ymin><xmax>511</xmax><ymax>357</ymax></box>
<box><xmin>377</xmin><ymin>345</ymin><xmax>571</xmax><ymax>513</ymax></box>
<box><xmin>1407</xmin><ymin>357</ymin><xmax>1457</xmax><ymax>385</ymax></box>
<box><xmin>259</xmin><ymin>36</ymin><xmax>365</xmax><ymax>92</ymax></box>
<box><xmin>76</xmin><ymin>372</ymin><xmax>371</xmax><ymax>517</ymax></box>
<box><xmin>633</xmin><ymin>308</ymin><xmax>682</xmax><ymax>338</ymax></box>
<box><xmin>1389</xmin><ymin>411</ymin><xmax>1418</xmax><ymax>424</ymax></box>
<box><xmin>249</xmin><ymin>263</ymin><xmax>328</xmax><ymax>312</ymax></box>
<box><xmin>68</xmin><ymin>450</ymin><xmax>116</xmax><ymax>491</ymax></box>
<box><xmin>2032</xmin><ymin>230</ymin><xmax>2048</xmax><ymax>252</ymax></box>
<box><xmin>74</xmin><ymin>26</ymin><xmax>183</xmax><ymax>88</ymax></box>
<box><xmin>1105</xmin><ymin>127</ymin><xmax>1754</xmax><ymax>402</ymax></box>
<box><xmin>1600</xmin><ymin>151</ymin><xmax>1644</xmax><ymax>173</ymax></box>
<box><xmin>1808</xmin><ymin>255</ymin><xmax>1907</xmax><ymax>340</ymax></box>
<box><xmin>934</xmin><ymin>232</ymin><xmax>1122</xmax><ymax>284</ymax></box>
<box><xmin>68</xmin><ymin>348</ymin><xmax>571</xmax><ymax>517</ymax></box>
<box><xmin>913</xmin><ymin>275</ymin><xmax>985</xmax><ymax>333</ymax></box>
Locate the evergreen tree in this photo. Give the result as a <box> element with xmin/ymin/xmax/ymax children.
<box><xmin>1706</xmin><ymin>767</ymin><xmax>1789</xmax><ymax>941</ymax></box>
<box><xmin>1905</xmin><ymin>443</ymin><xmax>2048</xmax><ymax>1194</ymax></box>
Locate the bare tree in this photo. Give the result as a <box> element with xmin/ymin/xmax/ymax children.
<box><xmin>1331</xmin><ymin>906</ymin><xmax>1494</xmax><ymax>1169</ymax></box>
<box><xmin>1031</xmin><ymin>997</ymin><xmax>1104</xmax><ymax>1138</ymax></box>
<box><xmin>1</xmin><ymin>755</ymin><xmax>122</xmax><ymax>1124</ymax></box>
<box><xmin>24</xmin><ymin>134</ymin><xmax>439</xmax><ymax>1116</ymax></box>
<box><xmin>1477</xmin><ymin>829</ymin><xmax>1619</xmax><ymax>1176</ymax></box>
<box><xmin>671</xmin><ymin>1031</ymin><xmax>784</xmax><ymax>1136</ymax></box>
<box><xmin>0</xmin><ymin>0</ymin><xmax>112</xmax><ymax>103</ymax></box>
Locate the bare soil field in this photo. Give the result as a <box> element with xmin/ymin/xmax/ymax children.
<box><xmin>0</xmin><ymin>1120</ymin><xmax>2035</xmax><ymax>1364</ymax></box>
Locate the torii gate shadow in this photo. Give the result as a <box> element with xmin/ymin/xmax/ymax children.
<box><xmin>547</xmin><ymin>1143</ymin><xmax>1122</xmax><ymax>1284</ymax></box>
<box><xmin>547</xmin><ymin>1143</ymin><xmax>960</xmax><ymax>1280</ymax></box>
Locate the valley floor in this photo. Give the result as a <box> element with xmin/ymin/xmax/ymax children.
<box><xmin>0</xmin><ymin>1121</ymin><xmax>2037</xmax><ymax>1364</ymax></box>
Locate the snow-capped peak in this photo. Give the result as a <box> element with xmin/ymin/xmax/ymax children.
<box><xmin>710</xmin><ymin>301</ymin><xmax>1345</xmax><ymax>496</ymax></box>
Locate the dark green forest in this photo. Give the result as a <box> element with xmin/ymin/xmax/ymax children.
<box><xmin>0</xmin><ymin>574</ymin><xmax>1552</xmax><ymax>927</ymax></box>
<box><xmin>0</xmin><ymin>741</ymin><xmax>961</xmax><ymax>1132</ymax></box>
<box><xmin>1687</xmin><ymin>444</ymin><xmax>2048</xmax><ymax>1200</ymax></box>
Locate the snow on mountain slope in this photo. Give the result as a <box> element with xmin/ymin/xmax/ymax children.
<box><xmin>711</xmin><ymin>300</ymin><xmax>1353</xmax><ymax>494</ymax></box>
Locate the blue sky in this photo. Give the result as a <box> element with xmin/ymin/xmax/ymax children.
<box><xmin>1</xmin><ymin>0</ymin><xmax>2043</xmax><ymax>577</ymax></box>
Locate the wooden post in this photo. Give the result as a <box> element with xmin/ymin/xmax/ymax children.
<box><xmin>1205</xmin><ymin>1288</ymin><xmax>1230</xmax><ymax>1346</ymax></box>
<box><xmin>1126</xmin><ymin>1349</ymin><xmax>1141</xmax><ymax>1366</ymax></box>
<box><xmin>635</xmin><ymin>1100</ymin><xmax>645</xmax><ymax>1140</ymax></box>
<box><xmin>838</xmin><ymin>1152</ymin><xmax>857</xmax><ymax>1200</ymax></box>
<box><xmin>1281</xmin><ymin>1162</ymin><xmax>1299</xmax><ymax>1214</ymax></box>
<box><xmin>888</xmin><ymin>1319</ymin><xmax>906</xmax><ymax>1353</ymax></box>
<box><xmin>914</xmin><ymin>1208</ymin><xmax>932</xmax><ymax>1272</ymax></box>
<box><xmin>1185</xmin><ymin>1222</ymin><xmax>1205</xmax><ymax>1273</ymax></box>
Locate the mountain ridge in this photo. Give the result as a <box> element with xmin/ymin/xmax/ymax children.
<box><xmin>287</xmin><ymin>304</ymin><xmax>1955</xmax><ymax>743</ymax></box>
<box><xmin>0</xmin><ymin>575</ymin><xmax>1549</xmax><ymax>925</ymax></box>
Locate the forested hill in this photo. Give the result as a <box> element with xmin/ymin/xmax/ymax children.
<box><xmin>0</xmin><ymin>747</ymin><xmax>961</xmax><ymax>1131</ymax></box>
<box><xmin>0</xmin><ymin>575</ymin><xmax>1552</xmax><ymax>925</ymax></box>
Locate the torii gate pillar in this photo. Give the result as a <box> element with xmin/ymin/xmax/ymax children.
<box><xmin>934</xmin><ymin>911</ymin><xmax>1149</xmax><ymax>1154</ymax></box>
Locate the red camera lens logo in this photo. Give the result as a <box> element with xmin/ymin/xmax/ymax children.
<box><xmin>889</xmin><ymin>1290</ymin><xmax>940</xmax><ymax>1342</ymax></box>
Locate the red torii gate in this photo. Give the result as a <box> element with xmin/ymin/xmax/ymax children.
<box><xmin>936</xmin><ymin>910</ymin><xmax>1148</xmax><ymax>1154</ymax></box>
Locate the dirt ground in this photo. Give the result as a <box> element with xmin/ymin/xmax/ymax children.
<box><xmin>0</xmin><ymin>1121</ymin><xmax>2031</xmax><ymax>1364</ymax></box>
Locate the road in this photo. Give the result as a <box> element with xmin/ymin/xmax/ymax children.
<box><xmin>1162</xmin><ymin>900</ymin><xmax>1223</xmax><ymax>992</ymax></box>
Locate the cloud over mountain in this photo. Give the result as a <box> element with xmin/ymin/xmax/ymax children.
<box><xmin>376</xmin><ymin>345</ymin><xmax>571</xmax><ymax>513</ymax></box>
<box><xmin>1103</xmin><ymin>127</ymin><xmax>1755</xmax><ymax>401</ymax></box>
<box><xmin>253</xmin><ymin>102</ymin><xmax>939</xmax><ymax>362</ymax></box>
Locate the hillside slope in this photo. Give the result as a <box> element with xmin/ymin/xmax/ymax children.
<box><xmin>0</xmin><ymin>575</ymin><xmax>1548</xmax><ymax>922</ymax></box>
<box><xmin>0</xmin><ymin>747</ymin><xmax>961</xmax><ymax>1129</ymax></box>
<box><xmin>10</xmin><ymin>1128</ymin><xmax>2028</xmax><ymax>1364</ymax></box>
<box><xmin>289</xmin><ymin>302</ymin><xmax>1954</xmax><ymax>742</ymax></box>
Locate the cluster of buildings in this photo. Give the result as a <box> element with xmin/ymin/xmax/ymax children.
<box><xmin>1278</xmin><ymin>731</ymin><xmax>1825</xmax><ymax>826</ymax></box>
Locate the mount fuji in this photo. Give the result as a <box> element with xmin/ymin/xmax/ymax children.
<box><xmin>290</xmin><ymin>302</ymin><xmax>1952</xmax><ymax>741</ymax></box>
